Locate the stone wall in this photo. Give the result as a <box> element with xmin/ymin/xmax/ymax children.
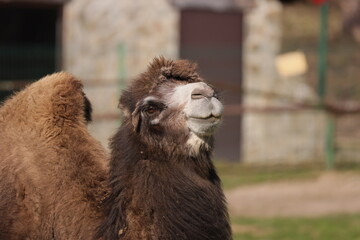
<box><xmin>63</xmin><ymin>0</ymin><xmax>179</xmax><ymax>148</ymax></box>
<box><xmin>241</xmin><ymin>0</ymin><xmax>326</xmax><ymax>164</ymax></box>
<box><xmin>63</xmin><ymin>0</ymin><xmax>326</xmax><ymax>163</ymax></box>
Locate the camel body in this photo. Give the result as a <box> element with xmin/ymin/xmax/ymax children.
<box><xmin>0</xmin><ymin>58</ymin><xmax>231</xmax><ymax>240</ymax></box>
<box><xmin>0</xmin><ymin>73</ymin><xmax>108</xmax><ymax>240</ymax></box>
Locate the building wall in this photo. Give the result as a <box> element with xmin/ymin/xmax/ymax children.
<box><xmin>63</xmin><ymin>0</ymin><xmax>179</xmax><ymax>148</ymax></box>
<box><xmin>63</xmin><ymin>0</ymin><xmax>326</xmax><ymax>163</ymax></box>
<box><xmin>241</xmin><ymin>0</ymin><xmax>326</xmax><ymax>164</ymax></box>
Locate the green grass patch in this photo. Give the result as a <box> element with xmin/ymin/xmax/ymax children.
<box><xmin>334</xmin><ymin>161</ymin><xmax>360</xmax><ymax>173</ymax></box>
<box><xmin>216</xmin><ymin>162</ymin><xmax>323</xmax><ymax>190</ymax></box>
<box><xmin>216</xmin><ymin>161</ymin><xmax>360</xmax><ymax>190</ymax></box>
<box><xmin>232</xmin><ymin>215</ymin><xmax>360</xmax><ymax>240</ymax></box>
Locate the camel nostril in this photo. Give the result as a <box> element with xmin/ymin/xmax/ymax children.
<box><xmin>191</xmin><ymin>87</ymin><xmax>214</xmax><ymax>100</ymax></box>
<box><xmin>191</xmin><ymin>93</ymin><xmax>205</xmax><ymax>100</ymax></box>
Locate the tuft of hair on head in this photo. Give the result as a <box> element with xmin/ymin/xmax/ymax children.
<box><xmin>148</xmin><ymin>56</ymin><xmax>203</xmax><ymax>84</ymax></box>
<box><xmin>119</xmin><ymin>57</ymin><xmax>204</xmax><ymax>117</ymax></box>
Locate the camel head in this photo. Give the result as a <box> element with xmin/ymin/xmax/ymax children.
<box><xmin>119</xmin><ymin>57</ymin><xmax>223</xmax><ymax>156</ymax></box>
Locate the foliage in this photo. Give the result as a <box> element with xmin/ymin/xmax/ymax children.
<box><xmin>232</xmin><ymin>215</ymin><xmax>360</xmax><ymax>240</ymax></box>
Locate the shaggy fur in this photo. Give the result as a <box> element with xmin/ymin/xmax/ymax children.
<box><xmin>97</xmin><ymin>57</ymin><xmax>232</xmax><ymax>240</ymax></box>
<box><xmin>0</xmin><ymin>59</ymin><xmax>230</xmax><ymax>240</ymax></box>
<box><xmin>0</xmin><ymin>73</ymin><xmax>109</xmax><ymax>240</ymax></box>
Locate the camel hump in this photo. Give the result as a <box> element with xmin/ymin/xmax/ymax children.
<box><xmin>0</xmin><ymin>72</ymin><xmax>90</xmax><ymax>140</ymax></box>
<box><xmin>28</xmin><ymin>71</ymin><xmax>85</xmax><ymax>121</ymax></box>
<box><xmin>0</xmin><ymin>72</ymin><xmax>108</xmax><ymax>239</ymax></box>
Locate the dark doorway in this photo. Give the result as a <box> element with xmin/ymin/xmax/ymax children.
<box><xmin>0</xmin><ymin>4</ymin><xmax>61</xmax><ymax>101</ymax></box>
<box><xmin>180</xmin><ymin>9</ymin><xmax>243</xmax><ymax>162</ymax></box>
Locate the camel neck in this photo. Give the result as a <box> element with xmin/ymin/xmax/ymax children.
<box><xmin>98</xmin><ymin>126</ymin><xmax>231</xmax><ymax>240</ymax></box>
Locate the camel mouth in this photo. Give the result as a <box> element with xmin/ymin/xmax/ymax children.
<box><xmin>188</xmin><ymin>116</ymin><xmax>221</xmax><ymax>128</ymax></box>
<box><xmin>187</xmin><ymin>115</ymin><xmax>221</xmax><ymax>136</ymax></box>
<box><xmin>189</xmin><ymin>115</ymin><xmax>221</xmax><ymax>121</ymax></box>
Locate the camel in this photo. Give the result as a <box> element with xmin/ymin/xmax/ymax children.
<box><xmin>97</xmin><ymin>57</ymin><xmax>232</xmax><ymax>240</ymax></box>
<box><xmin>0</xmin><ymin>72</ymin><xmax>109</xmax><ymax>239</ymax></box>
<box><xmin>0</xmin><ymin>58</ymin><xmax>231</xmax><ymax>240</ymax></box>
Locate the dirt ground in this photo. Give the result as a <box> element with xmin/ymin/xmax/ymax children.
<box><xmin>226</xmin><ymin>172</ymin><xmax>360</xmax><ymax>218</ymax></box>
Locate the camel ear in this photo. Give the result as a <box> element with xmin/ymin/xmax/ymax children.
<box><xmin>131</xmin><ymin>103</ymin><xmax>142</xmax><ymax>133</ymax></box>
<box><xmin>83</xmin><ymin>95</ymin><xmax>92</xmax><ymax>123</ymax></box>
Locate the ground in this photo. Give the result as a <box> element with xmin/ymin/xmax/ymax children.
<box><xmin>226</xmin><ymin>171</ymin><xmax>360</xmax><ymax>218</ymax></box>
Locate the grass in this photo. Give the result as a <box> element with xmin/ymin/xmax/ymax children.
<box><xmin>232</xmin><ymin>215</ymin><xmax>360</xmax><ymax>240</ymax></box>
<box><xmin>216</xmin><ymin>162</ymin><xmax>323</xmax><ymax>190</ymax></box>
<box><xmin>216</xmin><ymin>160</ymin><xmax>360</xmax><ymax>190</ymax></box>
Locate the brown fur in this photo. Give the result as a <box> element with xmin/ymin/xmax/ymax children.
<box><xmin>97</xmin><ymin>57</ymin><xmax>232</xmax><ymax>240</ymax></box>
<box><xmin>0</xmin><ymin>72</ymin><xmax>109</xmax><ymax>240</ymax></box>
<box><xmin>0</xmin><ymin>58</ymin><xmax>231</xmax><ymax>240</ymax></box>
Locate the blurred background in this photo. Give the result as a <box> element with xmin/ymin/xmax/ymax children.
<box><xmin>1</xmin><ymin>0</ymin><xmax>360</xmax><ymax>239</ymax></box>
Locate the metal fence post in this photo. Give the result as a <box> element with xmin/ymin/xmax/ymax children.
<box><xmin>317</xmin><ymin>3</ymin><xmax>335</xmax><ymax>169</ymax></box>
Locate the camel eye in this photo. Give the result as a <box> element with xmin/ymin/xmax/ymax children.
<box><xmin>146</xmin><ymin>106</ymin><xmax>157</xmax><ymax>114</ymax></box>
<box><xmin>141</xmin><ymin>99</ymin><xmax>166</xmax><ymax>117</ymax></box>
<box><xmin>143</xmin><ymin>103</ymin><xmax>164</xmax><ymax>116</ymax></box>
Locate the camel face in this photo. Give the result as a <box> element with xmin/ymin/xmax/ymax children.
<box><xmin>167</xmin><ymin>82</ymin><xmax>223</xmax><ymax>137</ymax></box>
<box><xmin>126</xmin><ymin>80</ymin><xmax>223</xmax><ymax>157</ymax></box>
<box><xmin>128</xmin><ymin>81</ymin><xmax>220</xmax><ymax>156</ymax></box>
<box><xmin>118</xmin><ymin>57</ymin><xmax>224</xmax><ymax>155</ymax></box>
